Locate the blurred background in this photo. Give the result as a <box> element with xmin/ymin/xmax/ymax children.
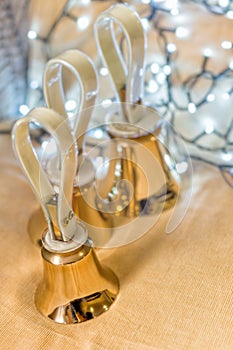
<box><xmin>1</xmin><ymin>0</ymin><xmax>233</xmax><ymax>184</ymax></box>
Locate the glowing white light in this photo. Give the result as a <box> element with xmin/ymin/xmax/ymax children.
<box><xmin>222</xmin><ymin>152</ymin><xmax>232</xmax><ymax>161</ymax></box>
<box><xmin>27</xmin><ymin>30</ymin><xmax>37</xmax><ymax>40</ymax></box>
<box><xmin>77</xmin><ymin>16</ymin><xmax>90</xmax><ymax>31</ymax></box>
<box><xmin>188</xmin><ymin>103</ymin><xmax>196</xmax><ymax>114</ymax></box>
<box><xmin>206</xmin><ymin>93</ymin><xmax>215</xmax><ymax>102</ymax></box>
<box><xmin>171</xmin><ymin>8</ymin><xmax>179</xmax><ymax>16</ymax></box>
<box><xmin>94</xmin><ymin>128</ymin><xmax>104</xmax><ymax>139</ymax></box>
<box><xmin>226</xmin><ymin>10</ymin><xmax>233</xmax><ymax>19</ymax></box>
<box><xmin>175</xmin><ymin>26</ymin><xmax>189</xmax><ymax>39</ymax></box>
<box><xmin>81</xmin><ymin>0</ymin><xmax>91</xmax><ymax>4</ymax></box>
<box><xmin>147</xmin><ymin>80</ymin><xmax>159</xmax><ymax>93</ymax></box>
<box><xmin>229</xmin><ymin>61</ymin><xmax>233</xmax><ymax>70</ymax></box>
<box><xmin>221</xmin><ymin>40</ymin><xmax>232</xmax><ymax>49</ymax></box>
<box><xmin>203</xmin><ymin>48</ymin><xmax>213</xmax><ymax>57</ymax></box>
<box><xmin>219</xmin><ymin>0</ymin><xmax>229</xmax><ymax>7</ymax></box>
<box><xmin>101</xmin><ymin>99</ymin><xmax>112</xmax><ymax>108</ymax></box>
<box><xmin>67</xmin><ymin>112</ymin><xmax>74</xmax><ymax>118</ymax></box>
<box><xmin>141</xmin><ymin>18</ymin><xmax>150</xmax><ymax>31</ymax></box>
<box><xmin>205</xmin><ymin>122</ymin><xmax>214</xmax><ymax>134</ymax></box>
<box><xmin>163</xmin><ymin>65</ymin><xmax>171</xmax><ymax>75</ymax></box>
<box><xmin>65</xmin><ymin>100</ymin><xmax>77</xmax><ymax>111</ymax></box>
<box><xmin>142</xmin><ymin>0</ymin><xmax>150</xmax><ymax>3</ymax></box>
<box><xmin>176</xmin><ymin>161</ymin><xmax>188</xmax><ymax>174</ymax></box>
<box><xmin>203</xmin><ymin>48</ymin><xmax>214</xmax><ymax>58</ymax></box>
<box><xmin>167</xmin><ymin>43</ymin><xmax>177</xmax><ymax>53</ymax></box>
<box><xmin>157</xmin><ymin>72</ymin><xmax>166</xmax><ymax>84</ymax></box>
<box><xmin>100</xmin><ymin>67</ymin><xmax>109</xmax><ymax>76</ymax></box>
<box><xmin>151</xmin><ymin>63</ymin><xmax>160</xmax><ymax>74</ymax></box>
<box><xmin>30</xmin><ymin>80</ymin><xmax>39</xmax><ymax>89</ymax></box>
<box><xmin>19</xmin><ymin>105</ymin><xmax>29</xmax><ymax>115</ymax></box>
<box><xmin>223</xmin><ymin>92</ymin><xmax>230</xmax><ymax>100</ymax></box>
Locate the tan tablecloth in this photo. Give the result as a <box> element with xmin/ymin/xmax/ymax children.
<box><xmin>0</xmin><ymin>134</ymin><xmax>232</xmax><ymax>349</ymax></box>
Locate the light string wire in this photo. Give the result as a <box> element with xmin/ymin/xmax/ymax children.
<box><xmin>25</xmin><ymin>0</ymin><xmax>233</xmax><ymax>187</ymax></box>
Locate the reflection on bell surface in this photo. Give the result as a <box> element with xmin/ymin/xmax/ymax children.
<box><xmin>106</xmin><ymin>125</ymin><xmax>179</xmax><ymax>213</ymax></box>
<box><xmin>35</xmin><ymin>236</ymin><xmax>119</xmax><ymax>324</ymax></box>
<box><xmin>95</xmin><ymin>118</ymin><xmax>179</xmax><ymax>227</ymax></box>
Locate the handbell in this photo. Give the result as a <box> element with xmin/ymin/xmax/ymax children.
<box><xmin>12</xmin><ymin>107</ymin><xmax>119</xmax><ymax>324</ymax></box>
<box><xmin>35</xmin><ymin>237</ymin><xmax>119</xmax><ymax>324</ymax></box>
<box><xmin>91</xmin><ymin>4</ymin><xmax>180</xmax><ymax>244</ymax></box>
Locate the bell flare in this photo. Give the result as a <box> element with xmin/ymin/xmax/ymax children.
<box><xmin>35</xmin><ymin>239</ymin><xmax>119</xmax><ymax>324</ymax></box>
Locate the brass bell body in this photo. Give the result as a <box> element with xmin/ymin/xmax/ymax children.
<box><xmin>35</xmin><ymin>237</ymin><xmax>119</xmax><ymax>324</ymax></box>
<box><xmin>71</xmin><ymin>118</ymin><xmax>180</xmax><ymax>248</ymax></box>
<box><xmin>107</xmin><ymin>125</ymin><xmax>179</xmax><ymax>213</ymax></box>
<box><xmin>97</xmin><ymin>122</ymin><xmax>179</xmax><ymax>227</ymax></box>
<box><xmin>12</xmin><ymin>107</ymin><xmax>119</xmax><ymax>324</ymax></box>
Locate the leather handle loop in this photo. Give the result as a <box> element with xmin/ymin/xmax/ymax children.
<box><xmin>12</xmin><ymin>107</ymin><xmax>87</xmax><ymax>247</ymax></box>
<box><xmin>95</xmin><ymin>4</ymin><xmax>145</xmax><ymax>124</ymax></box>
<box><xmin>43</xmin><ymin>49</ymin><xmax>98</xmax><ymax>155</ymax></box>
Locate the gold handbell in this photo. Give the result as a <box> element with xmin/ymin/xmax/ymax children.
<box><xmin>81</xmin><ymin>107</ymin><xmax>179</xmax><ymax>233</ymax></box>
<box><xmin>35</xmin><ymin>237</ymin><xmax>119</xmax><ymax>324</ymax></box>
<box><xmin>91</xmin><ymin>4</ymin><xmax>180</xmax><ymax>236</ymax></box>
<box><xmin>12</xmin><ymin>107</ymin><xmax>119</xmax><ymax>324</ymax></box>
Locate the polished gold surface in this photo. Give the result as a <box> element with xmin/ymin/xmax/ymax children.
<box><xmin>35</xmin><ymin>238</ymin><xmax>119</xmax><ymax>324</ymax></box>
<box><xmin>73</xmin><ymin>184</ymin><xmax>113</xmax><ymax>247</ymax></box>
<box><xmin>100</xmin><ymin>126</ymin><xmax>179</xmax><ymax>221</ymax></box>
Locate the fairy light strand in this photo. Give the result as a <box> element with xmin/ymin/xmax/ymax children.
<box><xmin>26</xmin><ymin>0</ymin><xmax>233</xmax><ymax>187</ymax></box>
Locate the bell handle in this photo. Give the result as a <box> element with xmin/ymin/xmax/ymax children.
<box><xmin>94</xmin><ymin>4</ymin><xmax>145</xmax><ymax>124</ymax></box>
<box><xmin>12</xmin><ymin>107</ymin><xmax>87</xmax><ymax>247</ymax></box>
<box><xmin>43</xmin><ymin>49</ymin><xmax>98</xmax><ymax>158</ymax></box>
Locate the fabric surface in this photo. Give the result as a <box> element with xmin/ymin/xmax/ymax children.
<box><xmin>0</xmin><ymin>134</ymin><xmax>232</xmax><ymax>349</ymax></box>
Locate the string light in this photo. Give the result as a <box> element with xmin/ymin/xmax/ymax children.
<box><xmin>188</xmin><ymin>103</ymin><xmax>197</xmax><ymax>114</ymax></box>
<box><xmin>147</xmin><ymin>80</ymin><xmax>159</xmax><ymax>93</ymax></box>
<box><xmin>167</xmin><ymin>43</ymin><xmax>177</xmax><ymax>53</ymax></box>
<box><xmin>175</xmin><ymin>26</ymin><xmax>189</xmax><ymax>39</ymax></box>
<box><xmin>30</xmin><ymin>80</ymin><xmax>39</xmax><ymax>90</ymax></box>
<box><xmin>150</xmin><ymin>63</ymin><xmax>160</xmax><ymax>74</ymax></box>
<box><xmin>163</xmin><ymin>65</ymin><xmax>172</xmax><ymax>75</ymax></box>
<box><xmin>144</xmin><ymin>0</ymin><xmax>233</xmax><ymax>187</ymax></box>
<box><xmin>27</xmin><ymin>30</ymin><xmax>37</xmax><ymax>40</ymax></box>
<box><xmin>203</xmin><ymin>48</ymin><xmax>213</xmax><ymax>57</ymax></box>
<box><xmin>206</xmin><ymin>93</ymin><xmax>215</xmax><ymax>102</ymax></box>
<box><xmin>226</xmin><ymin>10</ymin><xmax>233</xmax><ymax>18</ymax></box>
<box><xmin>222</xmin><ymin>152</ymin><xmax>232</xmax><ymax>161</ymax></box>
<box><xmin>77</xmin><ymin>16</ymin><xmax>90</xmax><ymax>31</ymax></box>
<box><xmin>65</xmin><ymin>100</ymin><xmax>77</xmax><ymax>112</ymax></box>
<box><xmin>100</xmin><ymin>67</ymin><xmax>109</xmax><ymax>76</ymax></box>
<box><xmin>221</xmin><ymin>40</ymin><xmax>232</xmax><ymax>49</ymax></box>
<box><xmin>204</xmin><ymin>122</ymin><xmax>214</xmax><ymax>134</ymax></box>
<box><xmin>19</xmin><ymin>105</ymin><xmax>30</xmax><ymax>115</ymax></box>
<box><xmin>27</xmin><ymin>0</ymin><xmax>233</xmax><ymax>186</ymax></box>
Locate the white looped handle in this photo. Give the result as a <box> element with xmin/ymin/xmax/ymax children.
<box><xmin>12</xmin><ymin>107</ymin><xmax>87</xmax><ymax>249</ymax></box>
<box><xmin>43</xmin><ymin>49</ymin><xmax>98</xmax><ymax>155</ymax></box>
<box><xmin>95</xmin><ymin>4</ymin><xmax>146</xmax><ymax>124</ymax></box>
